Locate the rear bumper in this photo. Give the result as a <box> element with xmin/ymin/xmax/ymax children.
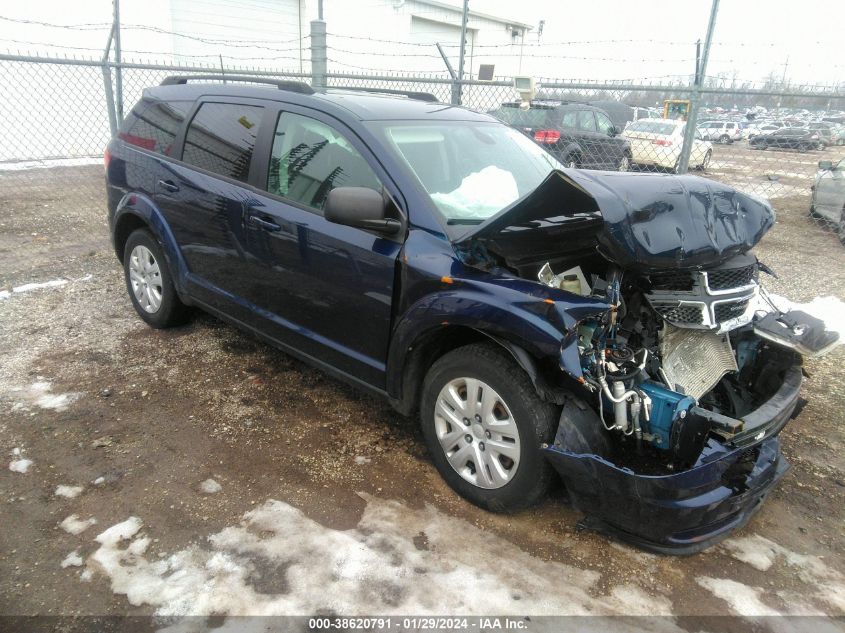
<box><xmin>542</xmin><ymin>366</ymin><xmax>802</xmax><ymax>554</ymax></box>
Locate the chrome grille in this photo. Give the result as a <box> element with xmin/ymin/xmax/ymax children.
<box><xmin>707</xmin><ymin>265</ymin><xmax>758</xmax><ymax>290</ymax></box>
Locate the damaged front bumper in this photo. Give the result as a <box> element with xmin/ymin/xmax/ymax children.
<box><xmin>542</xmin><ymin>365</ymin><xmax>802</xmax><ymax>554</ymax></box>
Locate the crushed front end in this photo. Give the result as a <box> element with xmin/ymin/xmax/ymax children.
<box><xmin>455</xmin><ymin>170</ymin><xmax>839</xmax><ymax>552</ymax></box>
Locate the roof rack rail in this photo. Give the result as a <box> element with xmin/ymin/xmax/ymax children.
<box><xmin>334</xmin><ymin>86</ymin><xmax>438</xmax><ymax>102</ymax></box>
<box><xmin>160</xmin><ymin>75</ymin><xmax>314</xmax><ymax>95</ymax></box>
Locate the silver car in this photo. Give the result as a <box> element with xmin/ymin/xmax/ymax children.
<box><xmin>811</xmin><ymin>158</ymin><xmax>845</xmax><ymax>243</ymax></box>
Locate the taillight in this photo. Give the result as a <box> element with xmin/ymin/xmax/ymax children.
<box><xmin>104</xmin><ymin>148</ymin><xmax>112</xmax><ymax>171</ymax></box>
<box><xmin>653</xmin><ymin>139</ymin><xmax>673</xmax><ymax>146</ymax></box>
<box><xmin>534</xmin><ymin>129</ymin><xmax>561</xmax><ymax>144</ymax></box>
<box><xmin>118</xmin><ymin>132</ymin><xmax>156</xmax><ymax>151</ymax></box>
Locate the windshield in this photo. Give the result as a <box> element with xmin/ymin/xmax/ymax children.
<box><xmin>368</xmin><ymin>120</ymin><xmax>562</xmax><ymax>223</ymax></box>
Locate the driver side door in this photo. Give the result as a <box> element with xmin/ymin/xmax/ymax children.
<box><xmin>240</xmin><ymin>106</ymin><xmax>405</xmax><ymax>390</ymax></box>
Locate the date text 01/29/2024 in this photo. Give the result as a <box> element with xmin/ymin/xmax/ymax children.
<box><xmin>308</xmin><ymin>617</ymin><xmax>528</xmax><ymax>629</ymax></box>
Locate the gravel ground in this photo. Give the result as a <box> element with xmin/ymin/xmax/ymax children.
<box><xmin>0</xmin><ymin>152</ymin><xmax>844</xmax><ymax>629</ymax></box>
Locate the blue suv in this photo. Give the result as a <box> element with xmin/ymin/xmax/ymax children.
<box><xmin>106</xmin><ymin>76</ymin><xmax>830</xmax><ymax>553</ymax></box>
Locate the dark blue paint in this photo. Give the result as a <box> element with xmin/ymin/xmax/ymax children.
<box><xmin>106</xmin><ymin>84</ymin><xmax>798</xmax><ymax>553</ymax></box>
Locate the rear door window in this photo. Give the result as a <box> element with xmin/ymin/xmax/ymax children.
<box><xmin>577</xmin><ymin>111</ymin><xmax>597</xmax><ymax>132</ymax></box>
<box><xmin>560</xmin><ymin>111</ymin><xmax>577</xmax><ymax>129</ymax></box>
<box><xmin>182</xmin><ymin>102</ymin><xmax>264</xmax><ymax>183</ymax></box>
<box><xmin>267</xmin><ymin>111</ymin><xmax>382</xmax><ymax>212</ymax></box>
<box><xmin>119</xmin><ymin>99</ymin><xmax>191</xmax><ymax>156</ymax></box>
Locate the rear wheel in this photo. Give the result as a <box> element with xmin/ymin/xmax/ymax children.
<box><xmin>838</xmin><ymin>208</ymin><xmax>845</xmax><ymax>246</ymax></box>
<box><xmin>562</xmin><ymin>153</ymin><xmax>580</xmax><ymax>169</ymax></box>
<box><xmin>698</xmin><ymin>150</ymin><xmax>712</xmax><ymax>171</ymax></box>
<box><xmin>123</xmin><ymin>229</ymin><xmax>190</xmax><ymax>328</ymax></box>
<box><xmin>617</xmin><ymin>154</ymin><xmax>631</xmax><ymax>172</ymax></box>
<box><xmin>718</xmin><ymin>134</ymin><xmax>731</xmax><ymax>144</ymax></box>
<box><xmin>420</xmin><ymin>343</ymin><xmax>558</xmax><ymax>513</ymax></box>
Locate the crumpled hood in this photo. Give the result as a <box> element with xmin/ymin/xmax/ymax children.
<box><xmin>454</xmin><ymin>169</ymin><xmax>775</xmax><ymax>272</ymax></box>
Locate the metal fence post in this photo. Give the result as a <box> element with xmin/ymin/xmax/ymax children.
<box><xmin>677</xmin><ymin>0</ymin><xmax>719</xmax><ymax>174</ymax></box>
<box><xmin>101</xmin><ymin>24</ymin><xmax>118</xmax><ymax>137</ymax></box>
<box><xmin>436</xmin><ymin>42</ymin><xmax>460</xmax><ymax>105</ymax></box>
<box><xmin>310</xmin><ymin>19</ymin><xmax>327</xmax><ymax>90</ymax></box>
<box><xmin>113</xmin><ymin>0</ymin><xmax>123</xmax><ymax>121</ymax></box>
<box><xmin>456</xmin><ymin>0</ymin><xmax>469</xmax><ymax>105</ymax></box>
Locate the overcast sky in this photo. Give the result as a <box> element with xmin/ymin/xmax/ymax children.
<box><xmin>471</xmin><ymin>0</ymin><xmax>843</xmax><ymax>86</ymax></box>
<box><xmin>1</xmin><ymin>0</ymin><xmax>841</xmax><ymax>86</ymax></box>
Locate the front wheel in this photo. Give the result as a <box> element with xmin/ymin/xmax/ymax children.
<box><xmin>838</xmin><ymin>208</ymin><xmax>845</xmax><ymax>246</ymax></box>
<box><xmin>698</xmin><ymin>149</ymin><xmax>712</xmax><ymax>171</ymax></box>
<box><xmin>420</xmin><ymin>343</ymin><xmax>558</xmax><ymax>513</ymax></box>
<box><xmin>718</xmin><ymin>134</ymin><xmax>731</xmax><ymax>144</ymax></box>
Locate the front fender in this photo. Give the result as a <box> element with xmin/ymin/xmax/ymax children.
<box><xmin>386</xmin><ymin>281</ymin><xmax>609</xmax><ymax>401</ymax></box>
<box><xmin>113</xmin><ymin>193</ymin><xmax>189</xmax><ymax>296</ymax></box>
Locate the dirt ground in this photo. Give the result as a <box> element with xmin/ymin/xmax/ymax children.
<box><xmin>0</xmin><ymin>151</ymin><xmax>844</xmax><ymax>630</ymax></box>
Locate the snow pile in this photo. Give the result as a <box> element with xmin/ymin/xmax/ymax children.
<box><xmin>12</xmin><ymin>381</ymin><xmax>80</xmax><ymax>412</ymax></box>
<box><xmin>61</xmin><ymin>551</ymin><xmax>84</xmax><ymax>568</ymax></box>
<box><xmin>9</xmin><ymin>458</ymin><xmax>33</xmax><ymax>473</ymax></box>
<box><xmin>60</xmin><ymin>514</ymin><xmax>98</xmax><ymax>535</ymax></box>
<box><xmin>701</xmin><ymin>535</ymin><xmax>845</xmax><ymax>614</ymax></box>
<box><xmin>199</xmin><ymin>479</ymin><xmax>222</xmax><ymax>494</ymax></box>
<box><xmin>55</xmin><ymin>485</ymin><xmax>84</xmax><ymax>499</ymax></box>
<box><xmin>11</xmin><ymin>279</ymin><xmax>68</xmax><ymax>294</ymax></box>
<box><xmin>82</xmin><ymin>495</ymin><xmax>675</xmax><ymax>619</ymax></box>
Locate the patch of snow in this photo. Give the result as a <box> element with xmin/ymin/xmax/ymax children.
<box><xmin>758</xmin><ymin>292</ymin><xmax>845</xmax><ymax>353</ymax></box>
<box><xmin>9</xmin><ymin>458</ymin><xmax>33</xmax><ymax>473</ymax></box>
<box><xmin>55</xmin><ymin>485</ymin><xmax>84</xmax><ymax>499</ymax></box>
<box><xmin>80</xmin><ymin>568</ymin><xmax>93</xmax><ymax>582</ymax></box>
<box><xmin>720</xmin><ymin>535</ymin><xmax>845</xmax><ymax>613</ymax></box>
<box><xmin>12</xmin><ymin>279</ymin><xmax>68</xmax><ymax>294</ymax></box>
<box><xmin>93</xmin><ymin>476</ymin><xmax>105</xmax><ymax>485</ymax></box>
<box><xmin>61</xmin><ymin>551</ymin><xmax>84</xmax><ymax>568</ymax></box>
<box><xmin>60</xmin><ymin>514</ymin><xmax>98</xmax><ymax>535</ymax></box>
<box><xmin>0</xmin><ymin>290</ymin><xmax>9</xmax><ymax>300</ymax></box>
<box><xmin>0</xmin><ymin>157</ymin><xmax>102</xmax><ymax>171</ymax></box>
<box><xmin>696</xmin><ymin>577</ymin><xmax>780</xmax><ymax>616</ymax></box>
<box><xmin>354</xmin><ymin>456</ymin><xmax>371</xmax><ymax>465</ymax></box>
<box><xmin>15</xmin><ymin>381</ymin><xmax>80</xmax><ymax>411</ymax></box>
<box><xmin>199</xmin><ymin>479</ymin><xmax>222</xmax><ymax>494</ymax></box>
<box><xmin>83</xmin><ymin>495</ymin><xmax>674</xmax><ymax>618</ymax></box>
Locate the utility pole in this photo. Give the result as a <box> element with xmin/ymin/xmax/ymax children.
<box><xmin>310</xmin><ymin>0</ymin><xmax>327</xmax><ymax>90</ymax></box>
<box><xmin>113</xmin><ymin>0</ymin><xmax>123</xmax><ymax>121</ymax></box>
<box><xmin>456</xmin><ymin>0</ymin><xmax>469</xmax><ymax>105</ymax></box>
<box><xmin>677</xmin><ymin>0</ymin><xmax>718</xmax><ymax>175</ymax></box>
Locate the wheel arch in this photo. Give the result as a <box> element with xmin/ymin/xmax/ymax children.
<box><xmin>112</xmin><ymin>194</ymin><xmax>190</xmax><ymax>297</ymax></box>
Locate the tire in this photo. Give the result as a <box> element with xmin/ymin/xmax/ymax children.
<box><xmin>420</xmin><ymin>343</ymin><xmax>558</xmax><ymax>513</ymax></box>
<box><xmin>718</xmin><ymin>134</ymin><xmax>731</xmax><ymax>144</ymax></box>
<box><xmin>562</xmin><ymin>153</ymin><xmax>580</xmax><ymax>169</ymax></box>
<box><xmin>817</xmin><ymin>142</ymin><xmax>826</xmax><ymax>151</ymax></box>
<box><xmin>698</xmin><ymin>149</ymin><xmax>712</xmax><ymax>171</ymax></box>
<box><xmin>617</xmin><ymin>154</ymin><xmax>631</xmax><ymax>172</ymax></box>
<box><xmin>123</xmin><ymin>228</ymin><xmax>190</xmax><ymax>329</ymax></box>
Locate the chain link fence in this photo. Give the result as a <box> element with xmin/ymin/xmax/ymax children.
<box><xmin>1</xmin><ymin>53</ymin><xmax>843</xmax><ymax>246</ymax></box>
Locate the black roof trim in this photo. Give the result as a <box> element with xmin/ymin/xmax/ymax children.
<box><xmin>160</xmin><ymin>75</ymin><xmax>314</xmax><ymax>95</ymax></box>
<box><xmin>332</xmin><ymin>86</ymin><xmax>438</xmax><ymax>102</ymax></box>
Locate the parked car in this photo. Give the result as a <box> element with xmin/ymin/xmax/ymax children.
<box><xmin>488</xmin><ymin>101</ymin><xmax>632</xmax><ymax>171</ymax></box>
<box><xmin>745</xmin><ymin>122</ymin><xmax>782</xmax><ymax>139</ymax></box>
<box><xmin>621</xmin><ymin>118</ymin><xmax>712</xmax><ymax>172</ymax></box>
<box><xmin>696</xmin><ymin>120</ymin><xmax>742</xmax><ymax>143</ymax></box>
<box><xmin>806</xmin><ymin>123</ymin><xmax>833</xmax><ymax>149</ymax></box>
<box><xmin>106</xmin><ymin>76</ymin><xmax>833</xmax><ymax>553</ymax></box>
<box><xmin>748</xmin><ymin>127</ymin><xmax>821</xmax><ymax>151</ymax></box>
<box><xmin>811</xmin><ymin>158</ymin><xmax>845</xmax><ymax>243</ymax></box>
<box><xmin>831</xmin><ymin>124</ymin><xmax>845</xmax><ymax>146</ymax></box>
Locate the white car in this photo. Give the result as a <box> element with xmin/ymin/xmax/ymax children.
<box><xmin>696</xmin><ymin>121</ymin><xmax>743</xmax><ymax>143</ymax></box>
<box><xmin>622</xmin><ymin>118</ymin><xmax>713</xmax><ymax>172</ymax></box>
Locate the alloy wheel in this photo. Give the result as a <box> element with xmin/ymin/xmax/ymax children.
<box><xmin>128</xmin><ymin>245</ymin><xmax>163</xmax><ymax>313</ymax></box>
<box><xmin>618</xmin><ymin>155</ymin><xmax>630</xmax><ymax>172</ymax></box>
<box><xmin>433</xmin><ymin>377</ymin><xmax>521</xmax><ymax>489</ymax></box>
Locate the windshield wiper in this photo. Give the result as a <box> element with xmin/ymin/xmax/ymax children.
<box><xmin>446</xmin><ymin>218</ymin><xmax>486</xmax><ymax>225</ymax></box>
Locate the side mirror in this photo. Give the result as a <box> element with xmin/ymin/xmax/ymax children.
<box><xmin>324</xmin><ymin>187</ymin><xmax>401</xmax><ymax>235</ymax></box>
<box><xmin>818</xmin><ymin>160</ymin><xmax>833</xmax><ymax>171</ymax></box>
<box><xmin>607</xmin><ymin>125</ymin><xmax>618</xmax><ymax>137</ymax></box>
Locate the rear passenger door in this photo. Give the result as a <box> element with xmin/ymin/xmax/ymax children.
<box><xmin>239</xmin><ymin>106</ymin><xmax>403</xmax><ymax>389</ymax></box>
<box><xmin>154</xmin><ymin>99</ymin><xmax>267</xmax><ymax>310</ymax></box>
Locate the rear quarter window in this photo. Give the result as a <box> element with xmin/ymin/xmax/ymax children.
<box><xmin>181</xmin><ymin>102</ymin><xmax>264</xmax><ymax>183</ymax></box>
<box><xmin>119</xmin><ymin>99</ymin><xmax>191</xmax><ymax>156</ymax></box>
<box><xmin>489</xmin><ymin>106</ymin><xmax>551</xmax><ymax>128</ymax></box>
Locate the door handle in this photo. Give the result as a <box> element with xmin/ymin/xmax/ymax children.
<box><xmin>157</xmin><ymin>179</ymin><xmax>180</xmax><ymax>193</ymax></box>
<box><xmin>248</xmin><ymin>213</ymin><xmax>281</xmax><ymax>232</ymax></box>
